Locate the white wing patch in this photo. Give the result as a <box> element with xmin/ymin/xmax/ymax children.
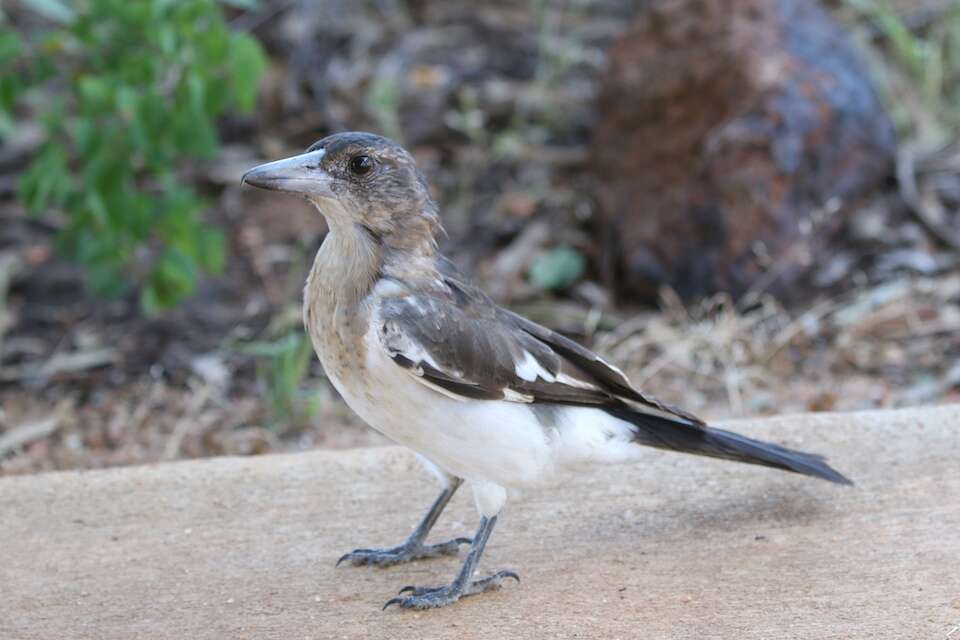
<box><xmin>503</xmin><ymin>388</ymin><xmax>535</xmax><ymax>403</ymax></box>
<box><xmin>555</xmin><ymin>372</ymin><xmax>600</xmax><ymax>391</ymax></box>
<box><xmin>413</xmin><ymin>375</ymin><xmax>471</xmax><ymax>402</ymax></box>
<box><xmin>514</xmin><ymin>350</ymin><xmax>556</xmax><ymax>383</ymax></box>
<box><xmin>595</xmin><ymin>355</ymin><xmax>630</xmax><ymax>384</ymax></box>
<box><xmin>623</xmin><ymin>397</ymin><xmax>698</xmax><ymax>426</ymax></box>
<box><xmin>380</xmin><ymin>319</ymin><xmax>444</xmax><ymax>372</ymax></box>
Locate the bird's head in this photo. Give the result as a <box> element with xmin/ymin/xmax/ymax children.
<box><xmin>242</xmin><ymin>132</ymin><xmax>439</xmax><ymax>246</ymax></box>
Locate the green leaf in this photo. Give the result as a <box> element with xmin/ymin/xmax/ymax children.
<box><xmin>228</xmin><ymin>32</ymin><xmax>266</xmax><ymax>113</ymax></box>
<box><xmin>240</xmin><ymin>330</ymin><xmax>317</xmax><ymax>425</ymax></box>
<box><xmin>0</xmin><ymin>111</ymin><xmax>13</xmax><ymax>139</ymax></box>
<box><xmin>87</xmin><ymin>258</ymin><xmax>129</xmax><ymax>298</ymax></box>
<box><xmin>199</xmin><ymin>20</ymin><xmax>230</xmax><ymax>69</ymax></box>
<box><xmin>0</xmin><ymin>74</ymin><xmax>24</xmax><ymax>114</ymax></box>
<box><xmin>238</xmin><ymin>334</ymin><xmax>303</xmax><ymax>358</ymax></box>
<box><xmin>141</xmin><ymin>248</ymin><xmax>200</xmax><ymax>313</ymax></box>
<box><xmin>0</xmin><ymin>31</ymin><xmax>23</xmax><ymax>64</ymax></box>
<box><xmin>140</xmin><ymin>283</ymin><xmax>164</xmax><ymax>316</ymax></box>
<box><xmin>529</xmin><ymin>246</ymin><xmax>585</xmax><ymax>291</ymax></box>
<box><xmin>173</xmin><ymin>71</ymin><xmax>218</xmax><ymax>157</ymax></box>
<box><xmin>84</xmin><ymin>190</ymin><xmax>110</xmax><ymax>227</ymax></box>
<box><xmin>77</xmin><ymin>75</ymin><xmax>112</xmax><ymax>112</ymax></box>
<box><xmin>195</xmin><ymin>227</ymin><xmax>225</xmax><ymax>273</ymax></box>
<box><xmin>18</xmin><ymin>144</ymin><xmax>71</xmax><ymax>213</ymax></box>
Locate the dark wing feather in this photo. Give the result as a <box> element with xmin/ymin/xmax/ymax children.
<box><xmin>442</xmin><ymin>259</ymin><xmax>702</xmax><ymax>423</ymax></box>
<box><xmin>377</xmin><ymin>265</ymin><xmax>690</xmax><ymax>419</ymax></box>
<box><xmin>378</xmin><ymin>290</ymin><xmax>613</xmax><ymax>406</ymax></box>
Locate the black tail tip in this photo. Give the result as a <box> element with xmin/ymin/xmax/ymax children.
<box><xmin>816</xmin><ymin>466</ymin><xmax>855</xmax><ymax>486</ymax></box>
<box><xmin>705</xmin><ymin>426</ymin><xmax>855</xmax><ymax>486</ymax></box>
<box><xmin>814</xmin><ymin>467</ymin><xmax>855</xmax><ymax>486</ymax></box>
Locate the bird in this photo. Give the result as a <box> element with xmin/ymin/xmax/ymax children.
<box><xmin>241</xmin><ymin>131</ymin><xmax>851</xmax><ymax>611</ymax></box>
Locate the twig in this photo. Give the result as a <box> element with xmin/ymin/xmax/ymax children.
<box><xmin>900</xmin><ymin>361</ymin><xmax>960</xmax><ymax>405</ymax></box>
<box><xmin>897</xmin><ymin>146</ymin><xmax>960</xmax><ymax>251</ymax></box>
<box><xmin>0</xmin><ymin>348</ymin><xmax>117</xmax><ymax>382</ymax></box>
<box><xmin>723</xmin><ymin>362</ymin><xmax>744</xmax><ymax>416</ymax></box>
<box><xmin>0</xmin><ymin>252</ymin><xmax>23</xmax><ymax>357</ymax></box>
<box><xmin>634</xmin><ymin>348</ymin><xmax>681</xmax><ymax>387</ymax></box>
<box><xmin>0</xmin><ymin>400</ymin><xmax>72</xmax><ymax>457</ymax></box>
<box><xmin>763</xmin><ymin>295</ymin><xmax>845</xmax><ymax>365</ymax></box>
<box><xmin>163</xmin><ymin>385</ymin><xmax>212</xmax><ymax>460</ymax></box>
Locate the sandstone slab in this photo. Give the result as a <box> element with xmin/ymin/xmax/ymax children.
<box><xmin>1</xmin><ymin>406</ymin><xmax>958</xmax><ymax>639</ymax></box>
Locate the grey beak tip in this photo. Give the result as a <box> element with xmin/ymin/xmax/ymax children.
<box><xmin>242</xmin><ymin>168</ymin><xmax>271</xmax><ymax>190</ymax></box>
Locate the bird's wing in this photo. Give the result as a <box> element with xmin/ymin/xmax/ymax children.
<box><xmin>375</xmin><ymin>270</ymin><xmax>704</xmax><ymax>426</ymax></box>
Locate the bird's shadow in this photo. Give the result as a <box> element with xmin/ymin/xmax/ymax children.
<box><xmin>541</xmin><ymin>480</ymin><xmax>833</xmax><ymax>553</ymax></box>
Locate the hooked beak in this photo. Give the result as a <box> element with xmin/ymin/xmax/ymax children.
<box><xmin>241</xmin><ymin>149</ymin><xmax>335</xmax><ymax>199</ymax></box>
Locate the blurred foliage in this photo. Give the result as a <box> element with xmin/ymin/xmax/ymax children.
<box><xmin>239</xmin><ymin>330</ymin><xmax>320</xmax><ymax>428</ymax></box>
<box><xmin>529</xmin><ymin>245</ymin><xmax>585</xmax><ymax>292</ymax></box>
<box><xmin>365</xmin><ymin>72</ymin><xmax>403</xmax><ymax>143</ymax></box>
<box><xmin>848</xmin><ymin>0</ymin><xmax>960</xmax><ymax>143</ymax></box>
<box><xmin>0</xmin><ymin>0</ymin><xmax>266</xmax><ymax>312</ymax></box>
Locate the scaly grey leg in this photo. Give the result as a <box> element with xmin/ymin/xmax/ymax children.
<box><xmin>382</xmin><ymin>514</ymin><xmax>519</xmax><ymax>610</ymax></box>
<box><xmin>337</xmin><ymin>478</ymin><xmax>471</xmax><ymax>567</ymax></box>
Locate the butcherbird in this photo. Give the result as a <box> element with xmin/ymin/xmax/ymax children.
<box><xmin>242</xmin><ymin>132</ymin><xmax>851</xmax><ymax>611</ymax></box>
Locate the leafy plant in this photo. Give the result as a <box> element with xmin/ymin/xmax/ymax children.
<box><xmin>1</xmin><ymin>0</ymin><xmax>267</xmax><ymax>312</ymax></box>
<box><xmin>239</xmin><ymin>330</ymin><xmax>320</xmax><ymax>427</ymax></box>
<box><xmin>365</xmin><ymin>71</ymin><xmax>403</xmax><ymax>143</ymax></box>
<box><xmin>846</xmin><ymin>0</ymin><xmax>960</xmax><ymax>141</ymax></box>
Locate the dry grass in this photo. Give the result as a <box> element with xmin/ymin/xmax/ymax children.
<box><xmin>0</xmin><ymin>376</ymin><xmax>387</xmax><ymax>476</ymax></box>
<box><xmin>597</xmin><ymin>274</ymin><xmax>960</xmax><ymax>419</ymax></box>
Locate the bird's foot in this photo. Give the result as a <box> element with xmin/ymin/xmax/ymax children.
<box><xmin>383</xmin><ymin>570</ymin><xmax>519</xmax><ymax>610</ymax></box>
<box><xmin>336</xmin><ymin>537</ymin><xmax>472</xmax><ymax>567</ymax></box>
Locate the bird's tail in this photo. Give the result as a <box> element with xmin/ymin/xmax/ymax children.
<box><xmin>606</xmin><ymin>408</ymin><xmax>853</xmax><ymax>485</ymax></box>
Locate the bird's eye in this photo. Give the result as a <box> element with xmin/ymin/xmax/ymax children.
<box><xmin>348</xmin><ymin>155</ymin><xmax>374</xmax><ymax>176</ymax></box>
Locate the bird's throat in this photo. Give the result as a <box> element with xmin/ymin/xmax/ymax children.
<box><xmin>305</xmin><ymin>224</ymin><xmax>383</xmax><ymax>312</ymax></box>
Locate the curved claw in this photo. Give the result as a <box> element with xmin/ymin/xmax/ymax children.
<box><xmin>453</xmin><ymin>537</ymin><xmax>472</xmax><ymax>546</ymax></box>
<box><xmin>498</xmin><ymin>570</ymin><xmax>520</xmax><ymax>583</ymax></box>
<box><xmin>336</xmin><ymin>549</ymin><xmax>375</xmax><ymax>566</ymax></box>
<box><xmin>398</xmin><ymin>585</ymin><xmax>416</xmax><ymax>595</ymax></box>
<box><xmin>383</xmin><ymin>596</ymin><xmax>405</xmax><ymax>611</ymax></box>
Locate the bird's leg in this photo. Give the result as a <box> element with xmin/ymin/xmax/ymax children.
<box><xmin>383</xmin><ymin>515</ymin><xmax>519</xmax><ymax>610</ymax></box>
<box><xmin>337</xmin><ymin>478</ymin><xmax>472</xmax><ymax>567</ymax></box>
